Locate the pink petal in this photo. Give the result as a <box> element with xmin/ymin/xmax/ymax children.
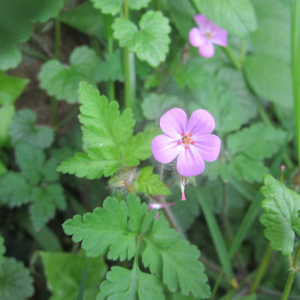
<box><xmin>186</xmin><ymin>109</ymin><xmax>216</xmax><ymax>137</ymax></box>
<box><xmin>151</xmin><ymin>135</ymin><xmax>181</xmax><ymax>164</ymax></box>
<box><xmin>177</xmin><ymin>146</ymin><xmax>205</xmax><ymax>177</ymax></box>
<box><xmin>189</xmin><ymin>28</ymin><xmax>206</xmax><ymax>47</ymax></box>
<box><xmin>160</xmin><ymin>108</ymin><xmax>188</xmax><ymax>139</ymax></box>
<box><xmin>194</xmin><ymin>134</ymin><xmax>221</xmax><ymax>162</ymax></box>
<box><xmin>194</xmin><ymin>14</ymin><xmax>212</xmax><ymax>32</ymax></box>
<box><xmin>199</xmin><ymin>39</ymin><xmax>215</xmax><ymax>58</ymax></box>
<box><xmin>211</xmin><ymin>28</ymin><xmax>227</xmax><ymax>47</ymax></box>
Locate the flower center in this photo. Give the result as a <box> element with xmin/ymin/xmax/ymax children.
<box><xmin>205</xmin><ymin>32</ymin><xmax>213</xmax><ymax>40</ymax></box>
<box><xmin>178</xmin><ymin>133</ymin><xmax>194</xmax><ymax>149</ymax></box>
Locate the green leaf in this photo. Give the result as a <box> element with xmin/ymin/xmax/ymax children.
<box><xmin>193</xmin><ymin>0</ymin><xmax>257</xmax><ymax>38</ymax></box>
<box><xmin>41</xmin><ymin>251</ymin><xmax>107</xmax><ymax>300</ymax></box>
<box><xmin>121</xmin><ymin>129</ymin><xmax>160</xmax><ymax>166</ymax></box>
<box><xmin>42</xmin><ymin>157</ymin><xmax>60</xmax><ymax>182</ymax></box>
<box><xmin>0</xmin><ymin>171</ymin><xmax>31</xmax><ymax>207</ymax></box>
<box><xmin>15</xmin><ymin>142</ymin><xmax>45</xmax><ymax>185</ymax></box>
<box><xmin>227</xmin><ymin>123</ymin><xmax>287</xmax><ymax>160</ymax></box>
<box><xmin>142</xmin><ymin>218</ymin><xmax>210</xmax><ymax>297</ymax></box>
<box><xmin>141</xmin><ymin>93</ymin><xmax>182</xmax><ymax>121</ymax></box>
<box><xmin>189</xmin><ymin>77</ymin><xmax>242</xmax><ymax>135</ymax></box>
<box><xmin>0</xmin><ymin>104</ymin><xmax>15</xmax><ymax>147</ymax></box>
<box><xmin>135</xmin><ymin>166</ymin><xmax>171</xmax><ymax>196</ymax></box>
<box><xmin>39</xmin><ymin>46</ymin><xmax>100</xmax><ymax>103</ymax></box>
<box><xmin>0</xmin><ymin>71</ymin><xmax>29</xmax><ymax>105</ymax></box>
<box><xmin>30</xmin><ymin>0</ymin><xmax>65</xmax><ymax>23</ymax></box>
<box><xmin>0</xmin><ymin>160</ymin><xmax>6</xmax><ymax>176</ymax></box>
<box><xmin>244</xmin><ymin>54</ymin><xmax>293</xmax><ymax>108</ymax></box>
<box><xmin>229</xmin><ymin>154</ymin><xmax>268</xmax><ymax>183</ymax></box>
<box><xmin>29</xmin><ymin>184</ymin><xmax>66</xmax><ymax>230</ymax></box>
<box><xmin>113</xmin><ymin>11</ymin><xmax>171</xmax><ymax>67</ymax></box>
<box><xmin>260</xmin><ymin>174</ymin><xmax>300</xmax><ymax>255</ymax></box>
<box><xmin>91</xmin><ymin>0</ymin><xmax>151</xmax><ymax>15</ymax></box>
<box><xmin>60</xmin><ymin>2</ymin><xmax>105</xmax><ymax>39</ymax></box>
<box><xmin>78</xmin><ymin>82</ymin><xmax>135</xmax><ymax>147</ymax></box>
<box><xmin>95</xmin><ymin>50</ymin><xmax>124</xmax><ymax>82</ymax></box>
<box><xmin>0</xmin><ymin>236</ymin><xmax>5</xmax><ymax>272</ymax></box>
<box><xmin>0</xmin><ymin>257</ymin><xmax>34</xmax><ymax>300</ymax></box>
<box><xmin>9</xmin><ymin>109</ymin><xmax>54</xmax><ymax>149</ymax></box>
<box><xmin>0</xmin><ymin>47</ymin><xmax>22</xmax><ymax>71</ymax></box>
<box><xmin>97</xmin><ymin>266</ymin><xmax>164</xmax><ymax>300</ymax></box>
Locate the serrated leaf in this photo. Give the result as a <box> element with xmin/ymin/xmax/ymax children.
<box><xmin>141</xmin><ymin>93</ymin><xmax>182</xmax><ymax>121</ymax></box>
<box><xmin>0</xmin><ymin>47</ymin><xmax>22</xmax><ymax>71</ymax></box>
<box><xmin>193</xmin><ymin>0</ymin><xmax>257</xmax><ymax>38</ymax></box>
<box><xmin>0</xmin><ymin>236</ymin><xmax>5</xmax><ymax>272</ymax></box>
<box><xmin>9</xmin><ymin>109</ymin><xmax>54</xmax><ymax>149</ymax></box>
<box><xmin>227</xmin><ymin>123</ymin><xmax>287</xmax><ymax>160</ymax></box>
<box><xmin>79</xmin><ymin>82</ymin><xmax>135</xmax><ymax>147</ymax></box>
<box><xmin>91</xmin><ymin>0</ymin><xmax>151</xmax><ymax>15</ymax></box>
<box><xmin>41</xmin><ymin>250</ymin><xmax>107</xmax><ymax>300</ymax></box>
<box><xmin>60</xmin><ymin>2</ymin><xmax>105</xmax><ymax>39</ymax></box>
<box><xmin>95</xmin><ymin>50</ymin><xmax>124</xmax><ymax>82</ymax></box>
<box><xmin>97</xmin><ymin>266</ymin><xmax>164</xmax><ymax>300</ymax></box>
<box><xmin>42</xmin><ymin>157</ymin><xmax>60</xmax><ymax>182</ymax></box>
<box><xmin>0</xmin><ymin>257</ymin><xmax>34</xmax><ymax>300</ymax></box>
<box><xmin>244</xmin><ymin>54</ymin><xmax>293</xmax><ymax>108</ymax></box>
<box><xmin>15</xmin><ymin>142</ymin><xmax>45</xmax><ymax>185</ymax></box>
<box><xmin>0</xmin><ymin>71</ymin><xmax>29</xmax><ymax>105</ymax></box>
<box><xmin>0</xmin><ymin>104</ymin><xmax>15</xmax><ymax>147</ymax></box>
<box><xmin>113</xmin><ymin>11</ymin><xmax>171</xmax><ymax>67</ymax></box>
<box><xmin>135</xmin><ymin>166</ymin><xmax>171</xmax><ymax>196</ymax></box>
<box><xmin>121</xmin><ymin>129</ymin><xmax>160</xmax><ymax>166</ymax></box>
<box><xmin>0</xmin><ymin>171</ymin><xmax>31</xmax><ymax>207</ymax></box>
<box><xmin>39</xmin><ymin>46</ymin><xmax>100</xmax><ymax>103</ymax></box>
<box><xmin>189</xmin><ymin>77</ymin><xmax>242</xmax><ymax>135</ymax></box>
<box><xmin>142</xmin><ymin>218</ymin><xmax>210</xmax><ymax>298</ymax></box>
<box><xmin>29</xmin><ymin>184</ymin><xmax>66</xmax><ymax>230</ymax></box>
<box><xmin>31</xmin><ymin>0</ymin><xmax>65</xmax><ymax>23</ymax></box>
<box><xmin>260</xmin><ymin>175</ymin><xmax>300</xmax><ymax>255</ymax></box>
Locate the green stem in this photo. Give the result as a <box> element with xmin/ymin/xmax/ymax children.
<box><xmin>54</xmin><ymin>106</ymin><xmax>79</xmax><ymax>131</ymax></box>
<box><xmin>155</xmin><ymin>0</ymin><xmax>161</xmax><ymax>10</ymax></box>
<box><xmin>239</xmin><ymin>40</ymin><xmax>247</xmax><ymax>63</ymax></box>
<box><xmin>291</xmin><ymin>0</ymin><xmax>300</xmax><ymax>165</ymax></box>
<box><xmin>249</xmin><ymin>242</ymin><xmax>272</xmax><ymax>294</ymax></box>
<box><xmin>257</xmin><ymin>100</ymin><xmax>272</xmax><ymax>126</ymax></box>
<box><xmin>281</xmin><ymin>244</ymin><xmax>300</xmax><ymax>300</ymax></box>
<box><xmin>222</xmin><ymin>47</ymin><xmax>242</xmax><ymax>70</ymax></box>
<box><xmin>18</xmin><ymin>45</ymin><xmax>49</xmax><ymax>61</ymax></box>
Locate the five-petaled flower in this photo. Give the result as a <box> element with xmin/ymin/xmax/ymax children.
<box><xmin>151</xmin><ymin>108</ymin><xmax>221</xmax><ymax>199</ymax></box>
<box><xmin>189</xmin><ymin>14</ymin><xmax>227</xmax><ymax>58</ymax></box>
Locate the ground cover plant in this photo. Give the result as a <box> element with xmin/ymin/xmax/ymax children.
<box><xmin>1</xmin><ymin>0</ymin><xmax>300</xmax><ymax>299</ymax></box>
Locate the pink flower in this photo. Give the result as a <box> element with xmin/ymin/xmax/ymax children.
<box><xmin>149</xmin><ymin>202</ymin><xmax>175</xmax><ymax>219</ymax></box>
<box><xmin>189</xmin><ymin>14</ymin><xmax>227</xmax><ymax>58</ymax></box>
<box><xmin>151</xmin><ymin>108</ymin><xmax>221</xmax><ymax>178</ymax></box>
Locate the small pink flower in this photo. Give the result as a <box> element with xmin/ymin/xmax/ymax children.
<box><xmin>151</xmin><ymin>108</ymin><xmax>221</xmax><ymax>178</ymax></box>
<box><xmin>149</xmin><ymin>202</ymin><xmax>175</xmax><ymax>219</ymax></box>
<box><xmin>189</xmin><ymin>14</ymin><xmax>227</xmax><ymax>58</ymax></box>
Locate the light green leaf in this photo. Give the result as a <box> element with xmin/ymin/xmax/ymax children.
<box><xmin>193</xmin><ymin>0</ymin><xmax>257</xmax><ymax>38</ymax></box>
<box><xmin>0</xmin><ymin>104</ymin><xmax>15</xmax><ymax>147</ymax></box>
<box><xmin>91</xmin><ymin>0</ymin><xmax>151</xmax><ymax>15</ymax></box>
<box><xmin>95</xmin><ymin>50</ymin><xmax>124</xmax><ymax>82</ymax></box>
<box><xmin>29</xmin><ymin>184</ymin><xmax>66</xmax><ymax>230</ymax></box>
<box><xmin>39</xmin><ymin>46</ymin><xmax>100</xmax><ymax>103</ymax></box>
<box><xmin>60</xmin><ymin>2</ymin><xmax>105</xmax><ymax>39</ymax></box>
<box><xmin>189</xmin><ymin>77</ymin><xmax>242</xmax><ymax>135</ymax></box>
<box><xmin>113</xmin><ymin>11</ymin><xmax>171</xmax><ymax>67</ymax></box>
<box><xmin>141</xmin><ymin>93</ymin><xmax>182</xmax><ymax>121</ymax></box>
<box><xmin>244</xmin><ymin>54</ymin><xmax>293</xmax><ymax>108</ymax></box>
<box><xmin>0</xmin><ymin>71</ymin><xmax>29</xmax><ymax>105</ymax></box>
<box><xmin>260</xmin><ymin>174</ymin><xmax>300</xmax><ymax>255</ymax></box>
<box><xmin>0</xmin><ymin>236</ymin><xmax>5</xmax><ymax>272</ymax></box>
<box><xmin>0</xmin><ymin>171</ymin><xmax>32</xmax><ymax>207</ymax></box>
<box><xmin>121</xmin><ymin>129</ymin><xmax>160</xmax><ymax>166</ymax></box>
<box><xmin>9</xmin><ymin>109</ymin><xmax>54</xmax><ymax>149</ymax></box>
<box><xmin>227</xmin><ymin>123</ymin><xmax>287</xmax><ymax>160</ymax></box>
<box><xmin>15</xmin><ymin>142</ymin><xmax>45</xmax><ymax>185</ymax></box>
<box><xmin>97</xmin><ymin>266</ymin><xmax>164</xmax><ymax>300</ymax></box>
<box><xmin>135</xmin><ymin>166</ymin><xmax>171</xmax><ymax>196</ymax></box>
<box><xmin>78</xmin><ymin>82</ymin><xmax>135</xmax><ymax>147</ymax></box>
<box><xmin>0</xmin><ymin>257</ymin><xmax>34</xmax><ymax>300</ymax></box>
<box><xmin>229</xmin><ymin>154</ymin><xmax>268</xmax><ymax>183</ymax></box>
<box><xmin>168</xmin><ymin>292</ymin><xmax>199</xmax><ymax>300</ymax></box>
<box><xmin>0</xmin><ymin>47</ymin><xmax>22</xmax><ymax>71</ymax></box>
<box><xmin>41</xmin><ymin>250</ymin><xmax>107</xmax><ymax>300</ymax></box>
<box><xmin>142</xmin><ymin>218</ymin><xmax>210</xmax><ymax>298</ymax></box>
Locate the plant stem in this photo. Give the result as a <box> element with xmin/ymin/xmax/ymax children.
<box><xmin>291</xmin><ymin>0</ymin><xmax>300</xmax><ymax>165</ymax></box>
<box><xmin>249</xmin><ymin>242</ymin><xmax>272</xmax><ymax>294</ymax></box>
<box><xmin>222</xmin><ymin>47</ymin><xmax>242</xmax><ymax>70</ymax></box>
<box><xmin>281</xmin><ymin>244</ymin><xmax>300</xmax><ymax>300</ymax></box>
<box><xmin>239</xmin><ymin>40</ymin><xmax>247</xmax><ymax>63</ymax></box>
<box><xmin>54</xmin><ymin>106</ymin><xmax>79</xmax><ymax>131</ymax></box>
<box><xmin>18</xmin><ymin>45</ymin><xmax>49</xmax><ymax>61</ymax></box>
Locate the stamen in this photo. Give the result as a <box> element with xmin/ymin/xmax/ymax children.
<box><xmin>188</xmin><ymin>133</ymin><xmax>193</xmax><ymax>137</ymax></box>
<box><xmin>185</xmin><ymin>145</ymin><xmax>189</xmax><ymax>149</ymax></box>
<box><xmin>191</xmin><ymin>141</ymin><xmax>195</xmax><ymax>145</ymax></box>
<box><xmin>181</xmin><ymin>133</ymin><xmax>185</xmax><ymax>136</ymax></box>
<box><xmin>178</xmin><ymin>141</ymin><xmax>182</xmax><ymax>145</ymax></box>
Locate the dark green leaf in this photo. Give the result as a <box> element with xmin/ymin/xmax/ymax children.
<box><xmin>0</xmin><ymin>104</ymin><xmax>15</xmax><ymax>147</ymax></box>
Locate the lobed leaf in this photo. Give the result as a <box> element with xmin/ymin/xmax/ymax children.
<box><xmin>260</xmin><ymin>175</ymin><xmax>300</xmax><ymax>255</ymax></box>
<box><xmin>0</xmin><ymin>104</ymin><xmax>15</xmax><ymax>147</ymax></box>
<box><xmin>0</xmin><ymin>236</ymin><xmax>5</xmax><ymax>272</ymax></box>
<box><xmin>0</xmin><ymin>47</ymin><xmax>22</xmax><ymax>71</ymax></box>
